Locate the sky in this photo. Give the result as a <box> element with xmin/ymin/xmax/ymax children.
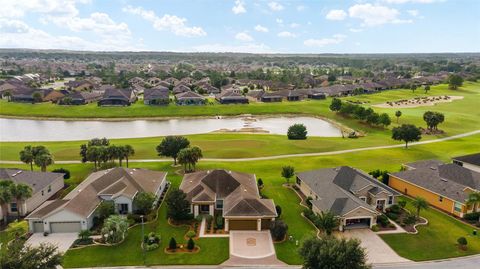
<box><xmin>0</xmin><ymin>0</ymin><xmax>479</xmax><ymax>53</ymax></box>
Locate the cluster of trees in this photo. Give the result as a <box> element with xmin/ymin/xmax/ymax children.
<box><xmin>101</xmin><ymin>215</ymin><xmax>129</xmax><ymax>244</ymax></box>
<box><xmin>369</xmin><ymin>169</ymin><xmax>390</xmax><ymax>185</ymax></box>
<box><xmin>0</xmin><ymin>239</ymin><xmax>62</xmax><ymax>269</ymax></box>
<box><xmin>80</xmin><ymin>138</ymin><xmax>135</xmax><ymax>170</ymax></box>
<box><xmin>330</xmin><ymin>99</ymin><xmax>392</xmax><ymax>128</ymax></box>
<box><xmin>19</xmin><ymin>145</ymin><xmax>54</xmax><ymax>172</ymax></box>
<box><xmin>166</xmin><ymin>188</ymin><xmax>192</xmax><ymax>221</ymax></box>
<box><xmin>156</xmin><ymin>136</ymin><xmax>203</xmax><ymax>172</ymax></box>
<box><xmin>423</xmin><ymin>111</ymin><xmax>445</xmax><ymax>131</ymax></box>
<box><xmin>0</xmin><ymin>180</ymin><xmax>33</xmax><ymax>223</ymax></box>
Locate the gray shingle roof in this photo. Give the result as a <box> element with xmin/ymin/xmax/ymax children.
<box><xmin>0</xmin><ymin>169</ymin><xmax>64</xmax><ymax>194</ymax></box>
<box><xmin>453</xmin><ymin>153</ymin><xmax>480</xmax><ymax>167</ymax></box>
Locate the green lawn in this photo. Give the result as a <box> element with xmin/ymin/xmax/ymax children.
<box><xmin>3</xmin><ymin>133</ymin><xmax>479</xmax><ymax>266</ymax></box>
<box><xmin>380</xmin><ymin>197</ymin><xmax>480</xmax><ymax>261</ymax></box>
<box><xmin>0</xmin><ymin>220</ymin><xmax>28</xmax><ymax>247</ymax></box>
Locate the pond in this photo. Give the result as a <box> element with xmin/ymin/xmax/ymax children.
<box><xmin>0</xmin><ymin>116</ymin><xmax>342</xmax><ymax>142</ymax></box>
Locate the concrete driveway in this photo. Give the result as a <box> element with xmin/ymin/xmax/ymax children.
<box><xmin>341</xmin><ymin>229</ymin><xmax>410</xmax><ymax>264</ymax></box>
<box><xmin>223</xmin><ymin>231</ymin><xmax>285</xmax><ymax>266</ymax></box>
<box><xmin>26</xmin><ymin>233</ymin><xmax>78</xmax><ymax>253</ymax></box>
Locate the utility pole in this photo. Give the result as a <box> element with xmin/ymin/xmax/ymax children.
<box><xmin>141</xmin><ymin>215</ymin><xmax>145</xmax><ymax>265</ymax></box>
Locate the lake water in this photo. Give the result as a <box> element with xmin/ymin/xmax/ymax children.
<box><xmin>0</xmin><ymin>116</ymin><xmax>342</xmax><ymax>142</ymax></box>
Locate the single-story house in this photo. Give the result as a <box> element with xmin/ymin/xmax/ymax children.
<box><xmin>296</xmin><ymin>166</ymin><xmax>400</xmax><ymax>231</ymax></box>
<box><xmin>216</xmin><ymin>90</ymin><xmax>248</xmax><ymax>104</ymax></box>
<box><xmin>260</xmin><ymin>92</ymin><xmax>283</xmax><ymax>102</ymax></box>
<box><xmin>175</xmin><ymin>91</ymin><xmax>206</xmax><ymax>105</ymax></box>
<box><xmin>144</xmin><ymin>87</ymin><xmax>170</xmax><ymax>105</ymax></box>
<box><xmin>172</xmin><ymin>84</ymin><xmax>191</xmax><ymax>94</ymax></box>
<box><xmin>98</xmin><ymin>88</ymin><xmax>137</xmax><ymax>106</ymax></box>
<box><xmin>179</xmin><ymin>169</ymin><xmax>277</xmax><ymax>231</ymax></box>
<box><xmin>453</xmin><ymin>153</ymin><xmax>480</xmax><ymax>173</ymax></box>
<box><xmin>59</xmin><ymin>91</ymin><xmax>103</xmax><ymax>105</ymax></box>
<box><xmin>0</xmin><ymin>169</ymin><xmax>64</xmax><ymax>221</ymax></box>
<box><xmin>65</xmin><ymin>80</ymin><xmax>96</xmax><ymax>91</ymax></box>
<box><xmin>26</xmin><ymin>167</ymin><xmax>167</xmax><ymax>233</ymax></box>
<box><xmin>389</xmin><ymin>159</ymin><xmax>480</xmax><ymax>218</ymax></box>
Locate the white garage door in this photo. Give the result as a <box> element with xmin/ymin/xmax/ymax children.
<box><xmin>32</xmin><ymin>221</ymin><xmax>44</xmax><ymax>233</ymax></box>
<box><xmin>50</xmin><ymin>222</ymin><xmax>81</xmax><ymax>233</ymax></box>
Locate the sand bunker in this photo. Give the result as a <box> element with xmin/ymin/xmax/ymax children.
<box><xmin>374</xmin><ymin>95</ymin><xmax>463</xmax><ymax>108</ymax></box>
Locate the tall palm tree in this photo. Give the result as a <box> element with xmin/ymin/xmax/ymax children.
<box><xmin>467</xmin><ymin>192</ymin><xmax>480</xmax><ymax>221</ymax></box>
<box><xmin>315</xmin><ymin>211</ymin><xmax>339</xmax><ymax>236</ymax></box>
<box><xmin>412</xmin><ymin>196</ymin><xmax>429</xmax><ymax>219</ymax></box>
<box><xmin>123</xmin><ymin>145</ymin><xmax>135</xmax><ymax>168</ymax></box>
<box><xmin>19</xmin><ymin>146</ymin><xmax>34</xmax><ymax>171</ymax></box>
<box><xmin>11</xmin><ymin>183</ymin><xmax>32</xmax><ymax>219</ymax></box>
<box><xmin>0</xmin><ymin>181</ymin><xmax>14</xmax><ymax>224</ymax></box>
<box><xmin>34</xmin><ymin>153</ymin><xmax>54</xmax><ymax>172</ymax></box>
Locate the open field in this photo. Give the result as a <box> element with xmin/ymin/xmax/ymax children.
<box><xmin>2</xmin><ymin>133</ymin><xmax>480</xmax><ymax>265</ymax></box>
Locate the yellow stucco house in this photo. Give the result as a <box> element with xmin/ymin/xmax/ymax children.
<box><xmin>389</xmin><ymin>159</ymin><xmax>480</xmax><ymax>218</ymax></box>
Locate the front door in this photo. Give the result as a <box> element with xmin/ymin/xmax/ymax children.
<box><xmin>376</xmin><ymin>200</ymin><xmax>386</xmax><ymax>211</ymax></box>
<box><xmin>118</xmin><ymin>203</ymin><xmax>129</xmax><ymax>214</ymax></box>
<box><xmin>200</xmin><ymin>205</ymin><xmax>210</xmax><ymax>213</ymax></box>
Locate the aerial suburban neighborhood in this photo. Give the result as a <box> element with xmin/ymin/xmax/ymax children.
<box><xmin>0</xmin><ymin>1</ymin><xmax>480</xmax><ymax>269</ymax></box>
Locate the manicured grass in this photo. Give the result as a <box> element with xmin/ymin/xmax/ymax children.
<box><xmin>0</xmin><ymin>220</ymin><xmax>28</xmax><ymax>247</ymax></box>
<box><xmin>380</xmin><ymin>197</ymin><xmax>480</xmax><ymax>261</ymax></box>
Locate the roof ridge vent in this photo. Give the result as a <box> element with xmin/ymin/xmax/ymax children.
<box><xmin>430</xmin><ymin>166</ymin><xmax>437</xmax><ymax>170</ymax></box>
<box><xmin>440</xmin><ymin>178</ymin><xmax>448</xmax><ymax>182</ymax></box>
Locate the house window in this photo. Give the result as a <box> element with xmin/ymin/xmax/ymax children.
<box><xmin>454</xmin><ymin>202</ymin><xmax>462</xmax><ymax>212</ymax></box>
<box><xmin>10</xmin><ymin>203</ymin><xmax>17</xmax><ymax>212</ymax></box>
<box><xmin>118</xmin><ymin>204</ymin><xmax>129</xmax><ymax>214</ymax></box>
<box><xmin>41</xmin><ymin>190</ymin><xmax>44</xmax><ymax>196</ymax></box>
<box><xmin>296</xmin><ymin>177</ymin><xmax>301</xmax><ymax>185</ymax></box>
<box><xmin>439</xmin><ymin>196</ymin><xmax>443</xmax><ymax>202</ymax></box>
<box><xmin>388</xmin><ymin>196</ymin><xmax>394</xmax><ymax>205</ymax></box>
<box><xmin>216</xmin><ymin>199</ymin><xmax>223</xmax><ymax>210</ymax></box>
<box><xmin>48</xmin><ymin>185</ymin><xmax>52</xmax><ymax>192</ymax></box>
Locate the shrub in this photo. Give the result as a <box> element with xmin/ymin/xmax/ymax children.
<box><xmin>402</xmin><ymin>213</ymin><xmax>417</xmax><ymax>226</ymax></box>
<box><xmin>371</xmin><ymin>225</ymin><xmax>379</xmax><ymax>232</ymax></box>
<box><xmin>270</xmin><ymin>220</ymin><xmax>288</xmax><ymax>241</ymax></box>
<box><xmin>303</xmin><ymin>208</ymin><xmax>316</xmax><ymax>221</ymax></box>
<box><xmin>145</xmin><ymin>243</ymin><xmax>159</xmax><ymax>251</ymax></box>
<box><xmin>398</xmin><ymin>200</ymin><xmax>407</xmax><ymax>209</ymax></box>
<box><xmin>387</xmin><ymin>204</ymin><xmax>401</xmax><ymax>214</ymax></box>
<box><xmin>78</xmin><ymin>230</ymin><xmax>91</xmax><ymax>240</ymax></box>
<box><xmin>169</xmin><ymin>237</ymin><xmax>177</xmax><ymax>250</ymax></box>
<box><xmin>215</xmin><ymin>215</ymin><xmax>223</xmax><ymax>229</ymax></box>
<box><xmin>144</xmin><ymin>232</ymin><xmax>160</xmax><ymax>245</ymax></box>
<box><xmin>275</xmin><ymin>205</ymin><xmax>282</xmax><ymax>218</ymax></box>
<box><xmin>457</xmin><ymin>237</ymin><xmax>468</xmax><ymax>250</ymax></box>
<box><xmin>464</xmin><ymin>212</ymin><xmax>480</xmax><ymax>222</ymax></box>
<box><xmin>306</xmin><ymin>197</ymin><xmax>313</xmax><ymax>209</ymax></box>
<box><xmin>187</xmin><ymin>238</ymin><xmax>195</xmax><ymax>250</ymax></box>
<box><xmin>52</xmin><ymin>168</ymin><xmax>70</xmax><ymax>179</ymax></box>
<box><xmin>257</xmin><ymin>178</ymin><xmax>264</xmax><ymax>187</ymax></box>
<box><xmin>186</xmin><ymin>230</ymin><xmax>196</xmax><ymax>238</ymax></box>
<box><xmin>377</xmin><ymin>215</ymin><xmax>389</xmax><ymax>227</ymax></box>
<box><xmin>386</xmin><ymin>212</ymin><xmax>399</xmax><ymax>221</ymax></box>
<box><xmin>287</xmin><ymin>124</ymin><xmax>307</xmax><ymax>140</ymax></box>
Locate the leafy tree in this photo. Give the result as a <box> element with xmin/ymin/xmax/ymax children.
<box><xmin>457</xmin><ymin>237</ymin><xmax>468</xmax><ymax>250</ymax></box>
<box><xmin>410</xmin><ymin>84</ymin><xmax>417</xmax><ymax>93</ymax></box>
<box><xmin>80</xmin><ymin>138</ymin><xmax>110</xmax><ymax>163</ymax></box>
<box><xmin>378</xmin><ymin>113</ymin><xmax>391</xmax><ymax>127</ymax></box>
<box><xmin>395</xmin><ymin>110</ymin><xmax>402</xmax><ymax>123</ymax></box>
<box><xmin>86</xmin><ymin>146</ymin><xmax>103</xmax><ymax>170</ymax></box>
<box><xmin>32</xmin><ymin>92</ymin><xmax>43</xmax><ymax>103</ymax></box>
<box><xmin>97</xmin><ymin>201</ymin><xmax>115</xmax><ymax>220</ymax></box>
<box><xmin>466</xmin><ymin>192</ymin><xmax>480</xmax><ymax>219</ymax></box>
<box><xmin>299</xmin><ymin>236</ymin><xmax>370</xmax><ymax>269</ymax></box>
<box><xmin>412</xmin><ymin>196</ymin><xmax>429</xmax><ymax>219</ymax></box>
<box><xmin>329</xmin><ymin>98</ymin><xmax>342</xmax><ymax>112</ymax></box>
<box><xmin>169</xmin><ymin>237</ymin><xmax>177</xmax><ymax>250</ymax></box>
<box><xmin>287</xmin><ymin>124</ymin><xmax>307</xmax><ymax>140</ymax></box>
<box><xmin>366</xmin><ymin>112</ymin><xmax>380</xmax><ymax>126</ymax></box>
<box><xmin>52</xmin><ymin>168</ymin><xmax>70</xmax><ymax>179</ymax></box>
<box><xmin>424</xmin><ymin>85</ymin><xmax>430</xmax><ymax>94</ymax></box>
<box><xmin>19</xmin><ymin>146</ymin><xmax>34</xmax><ymax>171</ymax></box>
<box><xmin>166</xmin><ymin>188</ymin><xmax>191</xmax><ymax>220</ymax></box>
<box><xmin>353</xmin><ymin>106</ymin><xmax>367</xmax><ymax>120</ymax></box>
<box><xmin>34</xmin><ymin>152</ymin><xmax>54</xmax><ymax>172</ymax></box>
<box><xmin>11</xmin><ymin>183</ymin><xmax>32</xmax><ymax>218</ymax></box>
<box><xmin>448</xmin><ymin>74</ymin><xmax>464</xmax><ymax>90</ymax></box>
<box><xmin>0</xmin><ymin>239</ymin><xmax>62</xmax><ymax>269</ymax></box>
<box><xmin>0</xmin><ymin>181</ymin><xmax>13</xmax><ymax>223</ymax></box>
<box><xmin>133</xmin><ymin>192</ymin><xmax>156</xmax><ymax>215</ymax></box>
<box><xmin>257</xmin><ymin>178</ymin><xmax>264</xmax><ymax>188</ymax></box>
<box><xmin>156</xmin><ymin>136</ymin><xmax>190</xmax><ymax>165</ymax></box>
<box><xmin>315</xmin><ymin>211</ymin><xmax>339</xmax><ymax>235</ymax></box>
<box><xmin>281</xmin><ymin>166</ymin><xmax>295</xmax><ymax>184</ymax></box>
<box><xmin>392</xmin><ymin>124</ymin><xmax>422</xmax><ymax>148</ymax></box>
<box><xmin>101</xmin><ymin>215</ymin><xmax>129</xmax><ymax>244</ymax></box>
<box><xmin>423</xmin><ymin>111</ymin><xmax>445</xmax><ymax>131</ymax></box>
<box><xmin>270</xmin><ymin>219</ymin><xmax>288</xmax><ymax>241</ymax></box>
<box><xmin>187</xmin><ymin>238</ymin><xmax>195</xmax><ymax>250</ymax></box>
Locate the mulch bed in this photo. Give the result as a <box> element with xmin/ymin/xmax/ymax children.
<box><xmin>164</xmin><ymin>246</ymin><xmax>200</xmax><ymax>254</ymax></box>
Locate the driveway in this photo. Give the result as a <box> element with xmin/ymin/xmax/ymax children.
<box><xmin>26</xmin><ymin>233</ymin><xmax>77</xmax><ymax>253</ymax></box>
<box><xmin>223</xmin><ymin>230</ymin><xmax>285</xmax><ymax>266</ymax></box>
<box><xmin>341</xmin><ymin>229</ymin><xmax>410</xmax><ymax>264</ymax></box>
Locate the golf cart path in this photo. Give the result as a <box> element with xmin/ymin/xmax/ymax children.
<box><xmin>1</xmin><ymin>129</ymin><xmax>479</xmax><ymax>164</ymax></box>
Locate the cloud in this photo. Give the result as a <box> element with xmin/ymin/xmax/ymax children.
<box><xmin>191</xmin><ymin>43</ymin><xmax>272</xmax><ymax>53</ymax></box>
<box><xmin>326</xmin><ymin>9</ymin><xmax>347</xmax><ymax>21</ymax></box>
<box><xmin>276</xmin><ymin>18</ymin><xmax>283</xmax><ymax>25</ymax></box>
<box><xmin>277</xmin><ymin>31</ymin><xmax>296</xmax><ymax>38</ymax></box>
<box><xmin>407</xmin><ymin>9</ymin><xmax>420</xmax><ymax>16</ymax></box>
<box><xmin>254</xmin><ymin>25</ymin><xmax>269</xmax><ymax>32</ymax></box>
<box><xmin>123</xmin><ymin>5</ymin><xmax>206</xmax><ymax>37</ymax></box>
<box><xmin>349</xmin><ymin>28</ymin><xmax>364</xmax><ymax>33</ymax></box>
<box><xmin>348</xmin><ymin>4</ymin><xmax>412</xmax><ymax>26</ymax></box>
<box><xmin>382</xmin><ymin>0</ymin><xmax>441</xmax><ymax>3</ymax></box>
<box><xmin>297</xmin><ymin>5</ymin><xmax>306</xmax><ymax>11</ymax></box>
<box><xmin>290</xmin><ymin>23</ymin><xmax>300</xmax><ymax>28</ymax></box>
<box><xmin>304</xmin><ymin>34</ymin><xmax>346</xmax><ymax>47</ymax></box>
<box><xmin>0</xmin><ymin>0</ymin><xmax>90</xmax><ymax>19</ymax></box>
<box><xmin>268</xmin><ymin>2</ymin><xmax>284</xmax><ymax>11</ymax></box>
<box><xmin>235</xmin><ymin>32</ymin><xmax>253</xmax><ymax>42</ymax></box>
<box><xmin>232</xmin><ymin>0</ymin><xmax>246</xmax><ymax>14</ymax></box>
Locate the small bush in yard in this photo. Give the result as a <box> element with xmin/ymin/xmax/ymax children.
<box><xmin>169</xmin><ymin>237</ymin><xmax>177</xmax><ymax>250</ymax></box>
<box><xmin>386</xmin><ymin>212</ymin><xmax>399</xmax><ymax>221</ymax></box>
<box><xmin>186</xmin><ymin>230</ymin><xmax>196</xmax><ymax>238</ymax></box>
<box><xmin>187</xmin><ymin>238</ymin><xmax>195</xmax><ymax>250</ymax></box>
<box><xmin>377</xmin><ymin>215</ymin><xmax>389</xmax><ymax>227</ymax></box>
<box><xmin>457</xmin><ymin>237</ymin><xmax>468</xmax><ymax>250</ymax></box>
<box><xmin>402</xmin><ymin>213</ymin><xmax>417</xmax><ymax>226</ymax></box>
<box><xmin>371</xmin><ymin>225</ymin><xmax>379</xmax><ymax>232</ymax></box>
<box><xmin>145</xmin><ymin>243</ymin><xmax>159</xmax><ymax>251</ymax></box>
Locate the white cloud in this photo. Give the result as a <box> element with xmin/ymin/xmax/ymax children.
<box><xmin>297</xmin><ymin>5</ymin><xmax>306</xmax><ymax>11</ymax></box>
<box><xmin>191</xmin><ymin>43</ymin><xmax>272</xmax><ymax>53</ymax></box>
<box><xmin>254</xmin><ymin>25</ymin><xmax>269</xmax><ymax>32</ymax></box>
<box><xmin>232</xmin><ymin>0</ymin><xmax>246</xmax><ymax>14</ymax></box>
<box><xmin>348</xmin><ymin>4</ymin><xmax>412</xmax><ymax>26</ymax></box>
<box><xmin>349</xmin><ymin>28</ymin><xmax>364</xmax><ymax>33</ymax></box>
<box><xmin>268</xmin><ymin>2</ymin><xmax>284</xmax><ymax>11</ymax></box>
<box><xmin>123</xmin><ymin>5</ymin><xmax>206</xmax><ymax>37</ymax></box>
<box><xmin>290</xmin><ymin>23</ymin><xmax>300</xmax><ymax>28</ymax></box>
<box><xmin>277</xmin><ymin>31</ymin><xmax>296</xmax><ymax>38</ymax></box>
<box><xmin>235</xmin><ymin>32</ymin><xmax>253</xmax><ymax>42</ymax></box>
<box><xmin>382</xmin><ymin>0</ymin><xmax>440</xmax><ymax>3</ymax></box>
<box><xmin>276</xmin><ymin>18</ymin><xmax>283</xmax><ymax>25</ymax></box>
<box><xmin>0</xmin><ymin>0</ymin><xmax>90</xmax><ymax>19</ymax></box>
<box><xmin>407</xmin><ymin>9</ymin><xmax>420</xmax><ymax>17</ymax></box>
<box><xmin>326</xmin><ymin>9</ymin><xmax>347</xmax><ymax>21</ymax></box>
<box><xmin>304</xmin><ymin>34</ymin><xmax>346</xmax><ymax>47</ymax></box>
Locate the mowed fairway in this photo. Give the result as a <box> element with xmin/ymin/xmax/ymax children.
<box><xmin>3</xmin><ymin>133</ymin><xmax>480</xmax><ymax>265</ymax></box>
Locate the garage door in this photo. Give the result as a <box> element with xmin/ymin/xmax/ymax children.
<box><xmin>345</xmin><ymin>218</ymin><xmax>371</xmax><ymax>229</ymax></box>
<box><xmin>32</xmin><ymin>221</ymin><xmax>44</xmax><ymax>233</ymax></box>
<box><xmin>229</xmin><ymin>220</ymin><xmax>257</xmax><ymax>230</ymax></box>
<box><xmin>50</xmin><ymin>222</ymin><xmax>81</xmax><ymax>233</ymax></box>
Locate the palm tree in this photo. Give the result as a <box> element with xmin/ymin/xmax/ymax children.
<box><xmin>19</xmin><ymin>146</ymin><xmax>35</xmax><ymax>171</ymax></box>
<box><xmin>467</xmin><ymin>192</ymin><xmax>480</xmax><ymax>221</ymax></box>
<box><xmin>11</xmin><ymin>183</ymin><xmax>32</xmax><ymax>219</ymax></box>
<box><xmin>123</xmin><ymin>145</ymin><xmax>135</xmax><ymax>168</ymax></box>
<box><xmin>0</xmin><ymin>181</ymin><xmax>13</xmax><ymax>224</ymax></box>
<box><xmin>34</xmin><ymin>153</ymin><xmax>54</xmax><ymax>172</ymax></box>
<box><xmin>412</xmin><ymin>196</ymin><xmax>429</xmax><ymax>219</ymax></box>
<box><xmin>315</xmin><ymin>211</ymin><xmax>339</xmax><ymax>235</ymax></box>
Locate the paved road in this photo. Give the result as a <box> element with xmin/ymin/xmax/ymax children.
<box><xmin>2</xmin><ymin>130</ymin><xmax>479</xmax><ymax>164</ymax></box>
